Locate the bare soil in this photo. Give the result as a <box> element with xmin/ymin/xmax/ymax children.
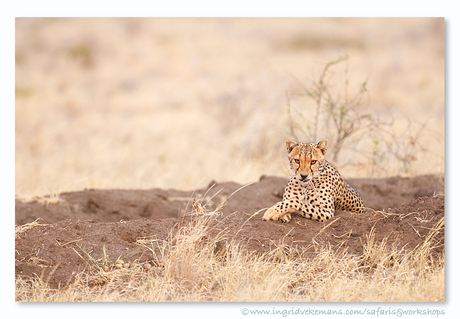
<box><xmin>15</xmin><ymin>175</ymin><xmax>444</xmax><ymax>288</ymax></box>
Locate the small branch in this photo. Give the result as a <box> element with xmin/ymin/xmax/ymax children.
<box><xmin>285</xmin><ymin>90</ymin><xmax>298</xmax><ymax>141</ymax></box>
<box><xmin>406</xmin><ymin>222</ymin><xmax>422</xmax><ymax>238</ymax></box>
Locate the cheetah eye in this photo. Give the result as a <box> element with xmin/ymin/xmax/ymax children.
<box><xmin>294</xmin><ymin>159</ymin><xmax>300</xmax><ymax>164</ymax></box>
<box><xmin>311</xmin><ymin>160</ymin><xmax>317</xmax><ymax>165</ymax></box>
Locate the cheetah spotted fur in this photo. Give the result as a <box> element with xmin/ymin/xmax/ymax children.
<box><xmin>262</xmin><ymin>139</ymin><xmax>365</xmax><ymax>223</ymax></box>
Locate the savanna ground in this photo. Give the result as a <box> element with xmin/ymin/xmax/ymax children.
<box><xmin>15</xmin><ymin>18</ymin><xmax>444</xmax><ymax>302</ymax></box>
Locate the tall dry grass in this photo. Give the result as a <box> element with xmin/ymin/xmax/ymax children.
<box><xmin>15</xmin><ymin>204</ymin><xmax>444</xmax><ymax>302</ymax></box>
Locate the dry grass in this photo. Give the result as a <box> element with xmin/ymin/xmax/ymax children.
<box><xmin>15</xmin><ymin>204</ymin><xmax>444</xmax><ymax>302</ymax></box>
<box><xmin>15</xmin><ymin>18</ymin><xmax>444</xmax><ymax>198</ymax></box>
<box><xmin>15</xmin><ymin>218</ymin><xmax>47</xmax><ymax>238</ymax></box>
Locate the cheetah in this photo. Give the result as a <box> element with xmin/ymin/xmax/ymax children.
<box><xmin>262</xmin><ymin>139</ymin><xmax>365</xmax><ymax>223</ymax></box>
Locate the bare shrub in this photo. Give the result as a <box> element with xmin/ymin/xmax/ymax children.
<box><xmin>286</xmin><ymin>56</ymin><xmax>442</xmax><ymax>176</ymax></box>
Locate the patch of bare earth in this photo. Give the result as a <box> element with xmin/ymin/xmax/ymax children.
<box><xmin>15</xmin><ymin>175</ymin><xmax>444</xmax><ymax>289</ymax></box>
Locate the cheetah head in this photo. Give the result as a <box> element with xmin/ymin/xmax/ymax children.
<box><xmin>286</xmin><ymin>139</ymin><xmax>328</xmax><ymax>182</ymax></box>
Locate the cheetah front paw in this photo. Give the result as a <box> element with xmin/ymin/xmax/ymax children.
<box><xmin>263</xmin><ymin>206</ymin><xmax>291</xmax><ymax>222</ymax></box>
<box><xmin>262</xmin><ymin>206</ymin><xmax>283</xmax><ymax>221</ymax></box>
<box><xmin>280</xmin><ymin>213</ymin><xmax>292</xmax><ymax>223</ymax></box>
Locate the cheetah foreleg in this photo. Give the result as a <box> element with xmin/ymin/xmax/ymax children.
<box><xmin>263</xmin><ymin>176</ymin><xmax>307</xmax><ymax>223</ymax></box>
<box><xmin>278</xmin><ymin>176</ymin><xmax>306</xmax><ymax>223</ymax></box>
<box><xmin>262</xmin><ymin>177</ymin><xmax>334</xmax><ymax>223</ymax></box>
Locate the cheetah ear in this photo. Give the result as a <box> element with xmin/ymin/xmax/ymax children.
<box><xmin>316</xmin><ymin>139</ymin><xmax>329</xmax><ymax>155</ymax></box>
<box><xmin>286</xmin><ymin>140</ymin><xmax>298</xmax><ymax>153</ymax></box>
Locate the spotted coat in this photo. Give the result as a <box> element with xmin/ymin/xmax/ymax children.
<box><xmin>262</xmin><ymin>139</ymin><xmax>365</xmax><ymax>223</ymax></box>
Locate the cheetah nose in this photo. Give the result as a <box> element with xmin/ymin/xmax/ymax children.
<box><xmin>300</xmin><ymin>174</ymin><xmax>308</xmax><ymax>180</ymax></box>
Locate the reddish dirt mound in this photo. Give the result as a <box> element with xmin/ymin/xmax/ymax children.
<box><xmin>15</xmin><ymin>175</ymin><xmax>444</xmax><ymax>288</ymax></box>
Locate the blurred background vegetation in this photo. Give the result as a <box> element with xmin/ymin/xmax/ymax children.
<box><xmin>15</xmin><ymin>18</ymin><xmax>444</xmax><ymax>198</ymax></box>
